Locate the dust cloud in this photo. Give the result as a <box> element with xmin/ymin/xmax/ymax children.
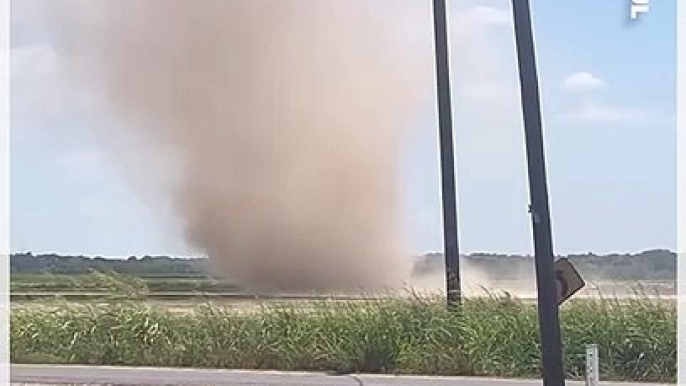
<box><xmin>407</xmin><ymin>258</ymin><xmax>537</xmax><ymax>298</ymax></box>
<box><xmin>41</xmin><ymin>0</ymin><xmax>434</xmax><ymax>292</ymax></box>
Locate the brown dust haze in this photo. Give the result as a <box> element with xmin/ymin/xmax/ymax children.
<box><xmin>44</xmin><ymin>0</ymin><xmax>435</xmax><ymax>291</ymax></box>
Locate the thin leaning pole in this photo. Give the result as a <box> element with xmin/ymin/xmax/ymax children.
<box><xmin>511</xmin><ymin>0</ymin><xmax>565</xmax><ymax>385</ymax></box>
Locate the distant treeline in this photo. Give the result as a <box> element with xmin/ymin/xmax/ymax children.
<box><xmin>11</xmin><ymin>249</ymin><xmax>676</xmax><ymax>281</ymax></box>
<box><xmin>11</xmin><ymin>254</ymin><xmax>210</xmax><ymax>278</ymax></box>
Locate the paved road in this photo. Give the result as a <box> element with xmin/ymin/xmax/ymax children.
<box><xmin>10</xmin><ymin>365</ymin><xmax>673</xmax><ymax>386</ymax></box>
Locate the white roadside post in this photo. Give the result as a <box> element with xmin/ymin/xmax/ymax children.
<box><xmin>585</xmin><ymin>344</ymin><xmax>599</xmax><ymax>386</ymax></box>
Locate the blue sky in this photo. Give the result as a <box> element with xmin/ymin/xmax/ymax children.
<box><xmin>10</xmin><ymin>0</ymin><xmax>677</xmax><ymax>256</ymax></box>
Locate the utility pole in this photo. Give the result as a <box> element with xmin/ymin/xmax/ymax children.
<box><xmin>431</xmin><ymin>0</ymin><xmax>461</xmax><ymax>308</ymax></box>
<box><xmin>511</xmin><ymin>0</ymin><xmax>565</xmax><ymax>385</ymax></box>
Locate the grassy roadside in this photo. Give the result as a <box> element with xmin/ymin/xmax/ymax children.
<box><xmin>11</xmin><ymin>294</ymin><xmax>675</xmax><ymax>383</ymax></box>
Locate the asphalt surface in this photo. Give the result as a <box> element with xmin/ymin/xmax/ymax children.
<box><xmin>10</xmin><ymin>365</ymin><xmax>673</xmax><ymax>386</ymax></box>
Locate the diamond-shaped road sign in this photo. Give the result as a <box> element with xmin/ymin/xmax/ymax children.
<box><xmin>554</xmin><ymin>258</ymin><xmax>585</xmax><ymax>305</ymax></box>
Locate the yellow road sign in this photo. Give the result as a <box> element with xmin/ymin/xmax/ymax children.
<box><xmin>554</xmin><ymin>258</ymin><xmax>585</xmax><ymax>305</ymax></box>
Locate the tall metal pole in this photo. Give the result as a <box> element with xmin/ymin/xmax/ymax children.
<box><xmin>511</xmin><ymin>1</ymin><xmax>565</xmax><ymax>385</ymax></box>
<box><xmin>432</xmin><ymin>0</ymin><xmax>461</xmax><ymax>307</ymax></box>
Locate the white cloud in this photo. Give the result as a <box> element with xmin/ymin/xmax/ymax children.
<box><xmin>558</xmin><ymin>72</ymin><xmax>664</xmax><ymax>126</ymax></box>
<box><xmin>463</xmin><ymin>6</ymin><xmax>511</xmax><ymax>27</ymax></box>
<box><xmin>562</xmin><ymin>72</ymin><xmax>608</xmax><ymax>93</ymax></box>
<box><xmin>556</xmin><ymin>101</ymin><xmax>651</xmax><ymax>125</ymax></box>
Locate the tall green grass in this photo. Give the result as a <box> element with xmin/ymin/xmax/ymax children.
<box><xmin>11</xmin><ymin>294</ymin><xmax>675</xmax><ymax>382</ymax></box>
